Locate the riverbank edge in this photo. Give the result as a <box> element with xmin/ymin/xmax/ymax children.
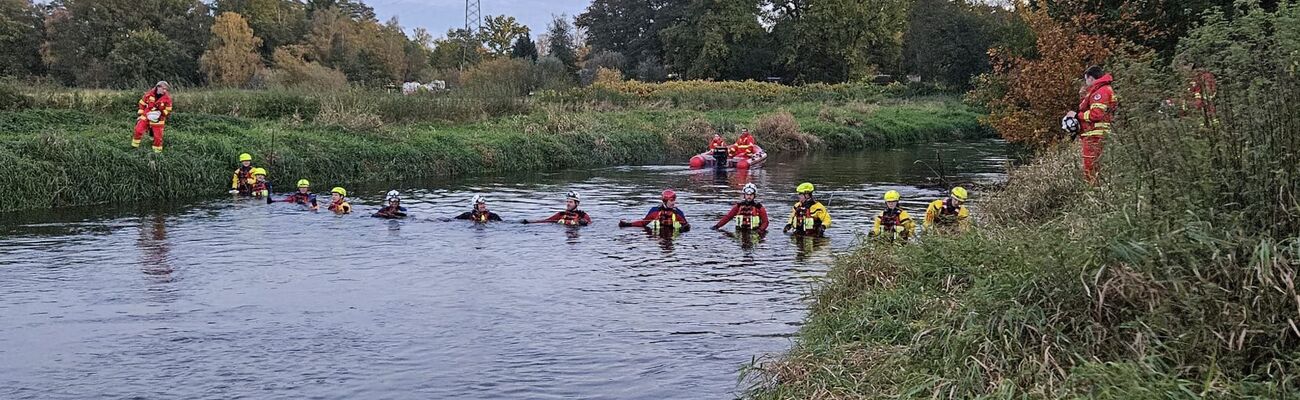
<box><xmin>0</xmin><ymin>98</ymin><xmax>990</xmax><ymax>213</ymax></box>
<box><xmin>740</xmin><ymin>149</ymin><xmax>1084</xmax><ymax>398</ymax></box>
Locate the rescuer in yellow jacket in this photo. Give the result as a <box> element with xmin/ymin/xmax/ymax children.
<box><xmin>783</xmin><ymin>182</ymin><xmax>831</xmax><ymax>237</ymax></box>
<box><xmin>924</xmin><ymin>187</ymin><xmax>970</xmax><ymax>234</ymax></box>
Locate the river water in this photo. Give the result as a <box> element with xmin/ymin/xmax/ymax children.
<box><xmin>0</xmin><ymin>140</ymin><xmax>1009</xmax><ymax>399</ymax></box>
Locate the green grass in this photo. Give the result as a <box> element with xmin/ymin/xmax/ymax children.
<box><xmin>0</xmin><ymin>95</ymin><xmax>987</xmax><ymax>212</ymax></box>
<box><xmin>743</xmin><ymin>65</ymin><xmax>1300</xmax><ymax>399</ymax></box>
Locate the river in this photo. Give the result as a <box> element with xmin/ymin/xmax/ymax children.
<box><xmin>0</xmin><ymin>140</ymin><xmax>1009</xmax><ymax>399</ymax></box>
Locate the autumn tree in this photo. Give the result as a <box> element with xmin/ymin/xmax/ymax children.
<box><xmin>970</xmin><ymin>10</ymin><xmax>1113</xmax><ymax>145</ymax></box>
<box><xmin>213</xmin><ymin>0</ymin><xmax>309</xmax><ymax>58</ymax></box>
<box><xmin>201</xmin><ymin>12</ymin><xmax>264</xmax><ymax>87</ymax></box>
<box><xmin>481</xmin><ymin>15</ymin><xmax>529</xmax><ymax>59</ymax></box>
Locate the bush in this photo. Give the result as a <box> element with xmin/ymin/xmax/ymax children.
<box><xmin>461</xmin><ymin>58</ymin><xmax>532</xmax><ymax>96</ymax></box>
<box><xmin>0</xmin><ymin>83</ymin><xmax>34</xmax><ymax>111</ymax></box>
<box><xmin>753</xmin><ymin>110</ymin><xmax>820</xmax><ymax>153</ymax></box>
<box><xmin>267</xmin><ymin>47</ymin><xmax>349</xmax><ymax>91</ymax></box>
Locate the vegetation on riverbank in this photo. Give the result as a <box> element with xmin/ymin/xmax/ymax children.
<box><xmin>745</xmin><ymin>4</ymin><xmax>1300</xmax><ymax>398</ymax></box>
<box><xmin>0</xmin><ymin>81</ymin><xmax>987</xmax><ymax>212</ymax></box>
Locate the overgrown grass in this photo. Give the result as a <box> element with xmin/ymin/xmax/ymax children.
<box><xmin>744</xmin><ymin>66</ymin><xmax>1300</xmax><ymax>399</ymax></box>
<box><xmin>0</xmin><ymin>95</ymin><xmax>986</xmax><ymax>212</ymax></box>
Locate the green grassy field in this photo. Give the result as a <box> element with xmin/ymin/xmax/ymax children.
<box><xmin>0</xmin><ymin>86</ymin><xmax>987</xmax><ymax>212</ymax></box>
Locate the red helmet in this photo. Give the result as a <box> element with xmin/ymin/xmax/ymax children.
<box><xmin>661</xmin><ymin>189</ymin><xmax>677</xmax><ymax>201</ymax></box>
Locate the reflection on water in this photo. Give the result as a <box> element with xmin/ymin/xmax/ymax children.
<box><xmin>0</xmin><ymin>140</ymin><xmax>1010</xmax><ymax>399</ymax></box>
<box><xmin>138</xmin><ymin>214</ymin><xmax>174</xmax><ymax>279</ymax></box>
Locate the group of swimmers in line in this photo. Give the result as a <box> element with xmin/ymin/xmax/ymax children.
<box><xmin>228</xmin><ymin>154</ymin><xmax>972</xmax><ymax>241</ymax></box>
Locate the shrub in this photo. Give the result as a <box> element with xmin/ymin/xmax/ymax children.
<box><xmin>461</xmin><ymin>58</ymin><xmax>532</xmax><ymax>96</ymax></box>
<box><xmin>753</xmin><ymin>110</ymin><xmax>820</xmax><ymax>152</ymax></box>
<box><xmin>0</xmin><ymin>83</ymin><xmax>34</xmax><ymax>111</ymax></box>
<box><xmin>268</xmin><ymin>46</ymin><xmax>349</xmax><ymax>91</ymax></box>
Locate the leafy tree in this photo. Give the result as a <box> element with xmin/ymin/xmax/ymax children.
<box><xmin>201</xmin><ymin>12</ymin><xmax>265</xmax><ymax>87</ymax></box>
<box><xmin>430</xmin><ymin>28</ymin><xmax>486</xmax><ymax>70</ymax></box>
<box><xmin>660</xmin><ymin>0</ymin><xmax>768</xmax><ymax>80</ymax></box>
<box><xmin>579</xmin><ymin>50</ymin><xmax>626</xmax><ymax>85</ymax></box>
<box><xmin>769</xmin><ymin>0</ymin><xmax>910</xmax><ymax>83</ymax></box>
<box><xmin>107</xmin><ymin>29</ymin><xmax>196</xmax><ymax>87</ymax></box>
<box><xmin>0</xmin><ymin>0</ymin><xmax>42</xmax><ymax>76</ymax></box>
<box><xmin>575</xmin><ymin>0</ymin><xmax>662</xmax><ymax>67</ymax></box>
<box><xmin>511</xmin><ymin>35</ymin><xmax>539</xmax><ymax>61</ymax></box>
<box><xmin>213</xmin><ymin>0</ymin><xmax>309</xmax><ymax>58</ymax></box>
<box><xmin>532</xmin><ymin>55</ymin><xmax>574</xmax><ymax>90</ymax></box>
<box><xmin>969</xmin><ymin>9</ymin><xmax>1113</xmax><ymax>144</ymax></box>
<box><xmin>902</xmin><ymin>0</ymin><xmax>1021</xmax><ymax>88</ymax></box>
<box><xmin>634</xmin><ymin>55</ymin><xmax>667</xmax><ymax>82</ymax></box>
<box><xmin>545</xmin><ymin>14</ymin><xmax>580</xmax><ymax>76</ymax></box>
<box><xmin>481</xmin><ymin>15</ymin><xmax>529</xmax><ymax>59</ymax></box>
<box><xmin>305</xmin><ymin>0</ymin><xmax>374</xmax><ymax>21</ymax></box>
<box><xmin>42</xmin><ymin>0</ymin><xmax>213</xmax><ymax>87</ymax></box>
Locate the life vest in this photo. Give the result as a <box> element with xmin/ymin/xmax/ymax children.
<box><xmin>880</xmin><ymin>208</ymin><xmax>903</xmax><ymax>230</ymax></box>
<box><xmin>557</xmin><ymin>210</ymin><xmax>588</xmax><ymax>225</ymax></box>
<box><xmin>234</xmin><ymin>166</ymin><xmax>253</xmax><ymax>192</ymax></box>
<box><xmin>736</xmin><ymin>201</ymin><xmax>763</xmax><ymax>230</ymax></box>
<box><xmin>792</xmin><ymin>201</ymin><xmax>826</xmax><ymax>233</ymax></box>
<box><xmin>646</xmin><ymin>208</ymin><xmax>683</xmax><ymax>232</ymax></box>
<box><xmin>936</xmin><ymin>200</ymin><xmax>962</xmax><ymax>225</ymax></box>
<box><xmin>329</xmin><ymin>200</ymin><xmax>351</xmax><ymax>214</ymax></box>
<box><xmin>251</xmin><ymin>181</ymin><xmax>269</xmax><ymax>197</ymax></box>
<box><xmin>287</xmin><ymin>192</ymin><xmax>315</xmax><ymax>205</ymax></box>
<box><xmin>470</xmin><ymin>211</ymin><xmax>492</xmax><ymax>222</ymax></box>
<box><xmin>710</xmin><ymin>138</ymin><xmax>728</xmax><ymax>150</ymax></box>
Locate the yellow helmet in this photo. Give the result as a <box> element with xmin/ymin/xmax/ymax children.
<box><xmin>251</xmin><ymin>167</ymin><xmax>267</xmax><ymax>176</ymax></box>
<box><xmin>884</xmin><ymin>190</ymin><xmax>901</xmax><ymax>202</ymax></box>
<box><xmin>239</xmin><ymin>153</ymin><xmax>252</xmax><ymax>162</ymax></box>
<box><xmin>331</xmin><ymin>187</ymin><xmax>347</xmax><ymax>196</ymax></box>
<box><xmin>297</xmin><ymin>179</ymin><xmax>310</xmax><ymax>188</ymax></box>
<box><xmin>951</xmin><ymin>186</ymin><xmax>968</xmax><ymax>201</ymax></box>
<box><xmin>796</xmin><ymin>182</ymin><xmax>815</xmax><ymax>194</ymax></box>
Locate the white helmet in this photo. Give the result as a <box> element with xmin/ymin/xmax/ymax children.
<box><xmin>1061</xmin><ymin>115</ymin><xmax>1080</xmax><ymax>133</ymax></box>
<box><xmin>742</xmin><ymin>183</ymin><xmax>758</xmax><ymax>195</ymax></box>
<box><xmin>566</xmin><ymin>191</ymin><xmax>580</xmax><ymax>202</ymax></box>
<box><xmin>386</xmin><ymin>190</ymin><xmax>400</xmax><ymax>201</ymax></box>
<box><xmin>471</xmin><ymin>194</ymin><xmax>486</xmax><ymax>205</ymax></box>
<box><xmin>146</xmin><ymin>111</ymin><xmax>162</xmax><ymax>122</ymax></box>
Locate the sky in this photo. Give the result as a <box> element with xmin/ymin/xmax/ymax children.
<box><xmin>366</xmin><ymin>0</ymin><xmax>592</xmax><ymax>38</ymax></box>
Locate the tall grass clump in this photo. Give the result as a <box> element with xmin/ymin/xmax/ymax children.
<box><xmin>747</xmin><ymin>3</ymin><xmax>1300</xmax><ymax>398</ymax></box>
<box><xmin>753</xmin><ymin>110</ymin><xmax>821</xmax><ymax>153</ymax></box>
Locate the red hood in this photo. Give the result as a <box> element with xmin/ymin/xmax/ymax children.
<box><xmin>1087</xmin><ymin>73</ymin><xmax>1113</xmax><ymax>92</ymax></box>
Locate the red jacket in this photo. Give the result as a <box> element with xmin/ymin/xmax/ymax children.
<box><xmin>1188</xmin><ymin>71</ymin><xmax>1217</xmax><ymax>117</ymax></box>
<box><xmin>138</xmin><ymin>89</ymin><xmax>174</xmax><ymax>124</ymax></box>
<box><xmin>713</xmin><ymin>201</ymin><xmax>768</xmax><ymax>231</ymax></box>
<box><xmin>709</xmin><ymin>137</ymin><xmax>728</xmax><ymax>150</ymax></box>
<box><xmin>733</xmin><ymin>133</ymin><xmax>756</xmax><ymax>156</ymax></box>
<box><xmin>540</xmin><ymin>210</ymin><xmax>591</xmax><ymax>226</ymax></box>
<box><xmin>1077</xmin><ymin>74</ymin><xmax>1115</xmax><ymax>137</ymax></box>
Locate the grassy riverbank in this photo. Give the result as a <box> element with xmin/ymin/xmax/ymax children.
<box><xmin>744</xmin><ymin>70</ymin><xmax>1300</xmax><ymax>398</ymax></box>
<box><xmin>0</xmin><ymin>83</ymin><xmax>987</xmax><ymax>212</ymax></box>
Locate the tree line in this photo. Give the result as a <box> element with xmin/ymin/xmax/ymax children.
<box><xmin>0</xmin><ymin>0</ymin><xmax>1048</xmax><ymax>89</ymax></box>
<box><xmin>2</xmin><ymin>0</ymin><xmax>1261</xmax><ymax>91</ymax></box>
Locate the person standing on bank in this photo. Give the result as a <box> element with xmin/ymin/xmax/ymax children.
<box><xmin>132</xmin><ymin>81</ymin><xmax>174</xmax><ymax>153</ymax></box>
<box><xmin>1063</xmin><ymin>65</ymin><xmax>1115</xmax><ymax>185</ymax></box>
